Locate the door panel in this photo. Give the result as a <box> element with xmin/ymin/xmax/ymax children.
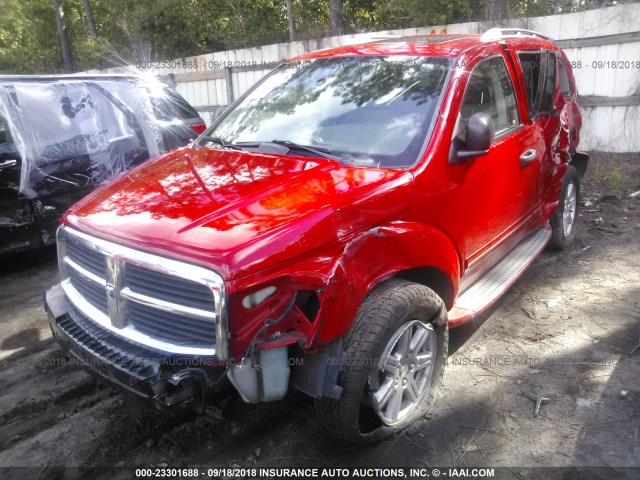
<box><xmin>460</xmin><ymin>125</ymin><xmax>543</xmax><ymax>262</ymax></box>
<box><xmin>518</xmin><ymin>50</ymin><xmax>565</xmax><ymax>216</ymax></box>
<box><xmin>450</xmin><ymin>55</ymin><xmax>542</xmax><ymax>262</ymax></box>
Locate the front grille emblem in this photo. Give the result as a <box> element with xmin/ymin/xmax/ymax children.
<box><xmin>106</xmin><ymin>284</ymin><xmax>116</xmax><ymax>298</ymax></box>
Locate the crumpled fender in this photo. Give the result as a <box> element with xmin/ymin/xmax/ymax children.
<box><xmin>309</xmin><ymin>221</ymin><xmax>461</xmax><ymax>347</ymax></box>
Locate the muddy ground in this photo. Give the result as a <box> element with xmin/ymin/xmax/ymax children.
<box><xmin>0</xmin><ymin>153</ymin><xmax>639</xmax><ymax>478</ymax></box>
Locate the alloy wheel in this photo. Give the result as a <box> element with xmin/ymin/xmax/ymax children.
<box><xmin>371</xmin><ymin>320</ymin><xmax>437</xmax><ymax>425</ymax></box>
<box><xmin>563</xmin><ymin>181</ymin><xmax>577</xmax><ymax>237</ymax></box>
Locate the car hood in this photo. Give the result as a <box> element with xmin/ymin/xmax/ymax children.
<box><xmin>64</xmin><ymin>147</ymin><xmax>414</xmax><ymax>280</ymax></box>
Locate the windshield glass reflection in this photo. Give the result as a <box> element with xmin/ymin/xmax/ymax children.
<box><xmin>209</xmin><ymin>56</ymin><xmax>451</xmax><ymax>168</ymax></box>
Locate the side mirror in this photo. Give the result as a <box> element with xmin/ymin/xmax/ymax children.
<box><xmin>449</xmin><ymin>112</ymin><xmax>496</xmax><ymax>165</ymax></box>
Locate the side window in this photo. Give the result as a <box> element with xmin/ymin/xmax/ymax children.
<box><xmin>518</xmin><ymin>51</ymin><xmax>557</xmax><ymax>117</ymax></box>
<box><xmin>558</xmin><ymin>60</ymin><xmax>573</xmax><ymax>99</ymax></box>
<box><xmin>542</xmin><ymin>52</ymin><xmax>556</xmax><ymax>111</ymax></box>
<box><xmin>459</xmin><ymin>56</ymin><xmax>520</xmax><ymax>136</ymax></box>
<box><xmin>0</xmin><ymin>113</ymin><xmax>10</xmax><ymax>145</ymax></box>
<box><xmin>151</xmin><ymin>88</ymin><xmax>200</xmax><ymax>121</ymax></box>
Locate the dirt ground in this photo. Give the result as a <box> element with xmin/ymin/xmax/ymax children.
<box><xmin>0</xmin><ymin>153</ymin><xmax>639</xmax><ymax>478</ymax></box>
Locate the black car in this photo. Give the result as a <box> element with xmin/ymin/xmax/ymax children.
<box><xmin>0</xmin><ymin>74</ymin><xmax>205</xmax><ymax>255</ymax></box>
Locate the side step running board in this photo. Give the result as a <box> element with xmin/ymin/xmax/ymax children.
<box><xmin>448</xmin><ymin>227</ymin><xmax>551</xmax><ymax>327</ymax></box>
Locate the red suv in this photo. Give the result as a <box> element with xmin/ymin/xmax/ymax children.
<box><xmin>45</xmin><ymin>29</ymin><xmax>588</xmax><ymax>442</ymax></box>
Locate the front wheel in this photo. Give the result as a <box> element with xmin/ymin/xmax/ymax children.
<box><xmin>315</xmin><ymin>279</ymin><xmax>448</xmax><ymax>443</ymax></box>
<box><xmin>549</xmin><ymin>165</ymin><xmax>580</xmax><ymax>250</ymax></box>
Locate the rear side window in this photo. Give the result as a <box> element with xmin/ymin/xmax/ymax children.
<box><xmin>459</xmin><ymin>56</ymin><xmax>520</xmax><ymax>135</ymax></box>
<box><xmin>558</xmin><ymin>60</ymin><xmax>573</xmax><ymax>99</ymax></box>
<box><xmin>518</xmin><ymin>51</ymin><xmax>556</xmax><ymax>117</ymax></box>
<box><xmin>151</xmin><ymin>88</ymin><xmax>200</xmax><ymax>121</ymax></box>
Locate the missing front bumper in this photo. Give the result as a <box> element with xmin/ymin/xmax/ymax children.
<box><xmin>44</xmin><ymin>283</ymin><xmax>226</xmax><ymax>413</ymax></box>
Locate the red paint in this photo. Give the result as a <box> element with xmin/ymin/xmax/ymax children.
<box><xmin>190</xmin><ymin>123</ymin><xmax>207</xmax><ymax>134</ymax></box>
<box><xmin>63</xmin><ymin>34</ymin><xmax>584</xmax><ymax>359</ymax></box>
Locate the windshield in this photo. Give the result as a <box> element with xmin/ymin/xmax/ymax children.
<box><xmin>206</xmin><ymin>56</ymin><xmax>451</xmax><ymax>168</ymax></box>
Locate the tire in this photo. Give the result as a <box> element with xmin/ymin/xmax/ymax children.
<box><xmin>315</xmin><ymin>278</ymin><xmax>448</xmax><ymax>443</ymax></box>
<box><xmin>549</xmin><ymin>165</ymin><xmax>580</xmax><ymax>250</ymax></box>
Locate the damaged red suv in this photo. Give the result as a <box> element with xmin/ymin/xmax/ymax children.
<box><xmin>46</xmin><ymin>29</ymin><xmax>588</xmax><ymax>442</ymax></box>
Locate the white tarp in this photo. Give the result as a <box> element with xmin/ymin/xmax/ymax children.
<box><xmin>0</xmin><ymin>77</ymin><xmax>165</xmax><ymax>198</ymax></box>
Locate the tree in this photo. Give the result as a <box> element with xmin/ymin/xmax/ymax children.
<box><xmin>83</xmin><ymin>0</ymin><xmax>97</xmax><ymax>39</ymax></box>
<box><xmin>486</xmin><ymin>0</ymin><xmax>507</xmax><ymax>23</ymax></box>
<box><xmin>0</xmin><ymin>0</ymin><xmax>621</xmax><ymax>74</ymax></box>
<box><xmin>52</xmin><ymin>0</ymin><xmax>74</xmax><ymax>71</ymax></box>
<box><xmin>329</xmin><ymin>0</ymin><xmax>343</xmax><ymax>35</ymax></box>
<box><xmin>286</xmin><ymin>0</ymin><xmax>296</xmax><ymax>41</ymax></box>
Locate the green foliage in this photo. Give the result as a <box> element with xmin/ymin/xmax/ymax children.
<box><xmin>217</xmin><ymin>0</ymin><xmax>289</xmax><ymax>50</ymax></box>
<box><xmin>0</xmin><ymin>0</ymin><xmax>60</xmax><ymax>73</ymax></box>
<box><xmin>373</xmin><ymin>0</ymin><xmax>471</xmax><ymax>29</ymax></box>
<box><xmin>138</xmin><ymin>0</ymin><xmax>223</xmax><ymax>59</ymax></box>
<box><xmin>607</xmin><ymin>169</ymin><xmax>621</xmax><ymax>189</ymax></box>
<box><xmin>0</xmin><ymin>0</ymin><xmax>629</xmax><ymax>74</ymax></box>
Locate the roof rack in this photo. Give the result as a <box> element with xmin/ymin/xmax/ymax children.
<box><xmin>480</xmin><ymin>28</ymin><xmax>551</xmax><ymax>42</ymax></box>
<box><xmin>368</xmin><ymin>34</ymin><xmax>400</xmax><ymax>41</ymax></box>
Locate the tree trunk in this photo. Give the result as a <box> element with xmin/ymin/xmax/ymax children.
<box><xmin>285</xmin><ymin>0</ymin><xmax>295</xmax><ymax>42</ymax></box>
<box><xmin>84</xmin><ymin>0</ymin><xmax>97</xmax><ymax>39</ymax></box>
<box><xmin>329</xmin><ymin>0</ymin><xmax>343</xmax><ymax>36</ymax></box>
<box><xmin>486</xmin><ymin>0</ymin><xmax>503</xmax><ymax>24</ymax></box>
<box><xmin>52</xmin><ymin>0</ymin><xmax>73</xmax><ymax>72</ymax></box>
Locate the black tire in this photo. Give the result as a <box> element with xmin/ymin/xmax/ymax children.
<box><xmin>315</xmin><ymin>278</ymin><xmax>448</xmax><ymax>443</ymax></box>
<box><xmin>549</xmin><ymin>165</ymin><xmax>580</xmax><ymax>250</ymax></box>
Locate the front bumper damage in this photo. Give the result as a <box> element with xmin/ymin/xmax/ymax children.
<box><xmin>45</xmin><ymin>283</ymin><xmax>226</xmax><ymax>413</ymax></box>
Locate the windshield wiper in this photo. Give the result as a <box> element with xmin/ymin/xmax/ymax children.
<box><xmin>197</xmin><ymin>135</ymin><xmax>243</xmax><ymax>150</ymax></box>
<box><xmin>269</xmin><ymin>140</ymin><xmax>344</xmax><ymax>163</ymax></box>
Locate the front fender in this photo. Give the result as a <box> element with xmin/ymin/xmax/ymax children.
<box><xmin>310</xmin><ymin>221</ymin><xmax>461</xmax><ymax>347</ymax></box>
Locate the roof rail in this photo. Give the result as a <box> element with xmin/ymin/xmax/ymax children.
<box><xmin>481</xmin><ymin>28</ymin><xmax>551</xmax><ymax>42</ymax></box>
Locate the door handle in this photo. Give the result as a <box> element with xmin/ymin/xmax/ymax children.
<box><xmin>0</xmin><ymin>159</ymin><xmax>17</xmax><ymax>170</ymax></box>
<box><xmin>520</xmin><ymin>149</ymin><xmax>536</xmax><ymax>167</ymax></box>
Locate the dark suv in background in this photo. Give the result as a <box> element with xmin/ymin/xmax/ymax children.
<box><xmin>0</xmin><ymin>74</ymin><xmax>204</xmax><ymax>255</ymax></box>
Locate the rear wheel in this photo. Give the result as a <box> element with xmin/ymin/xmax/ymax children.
<box><xmin>549</xmin><ymin>165</ymin><xmax>579</xmax><ymax>250</ymax></box>
<box><xmin>315</xmin><ymin>279</ymin><xmax>448</xmax><ymax>443</ymax></box>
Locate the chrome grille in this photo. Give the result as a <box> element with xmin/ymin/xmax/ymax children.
<box><xmin>68</xmin><ymin>267</ymin><xmax>108</xmax><ymax>313</ymax></box>
<box><xmin>125</xmin><ymin>264</ymin><xmax>215</xmax><ymax>311</ymax></box>
<box><xmin>66</xmin><ymin>240</ymin><xmax>105</xmax><ymax>278</ymax></box>
<box><xmin>127</xmin><ymin>302</ymin><xmax>217</xmax><ymax>344</ymax></box>
<box><xmin>57</xmin><ymin>226</ymin><xmax>227</xmax><ymax>357</ymax></box>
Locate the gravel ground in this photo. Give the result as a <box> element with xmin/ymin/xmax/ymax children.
<box><xmin>0</xmin><ymin>153</ymin><xmax>638</xmax><ymax>478</ymax></box>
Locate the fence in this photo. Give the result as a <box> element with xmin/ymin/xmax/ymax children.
<box><xmin>92</xmin><ymin>4</ymin><xmax>640</xmax><ymax>152</ymax></box>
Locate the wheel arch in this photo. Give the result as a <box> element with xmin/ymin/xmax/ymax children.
<box><xmin>394</xmin><ymin>266</ymin><xmax>455</xmax><ymax>308</ymax></box>
<box><xmin>309</xmin><ymin>221</ymin><xmax>461</xmax><ymax>347</ymax></box>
